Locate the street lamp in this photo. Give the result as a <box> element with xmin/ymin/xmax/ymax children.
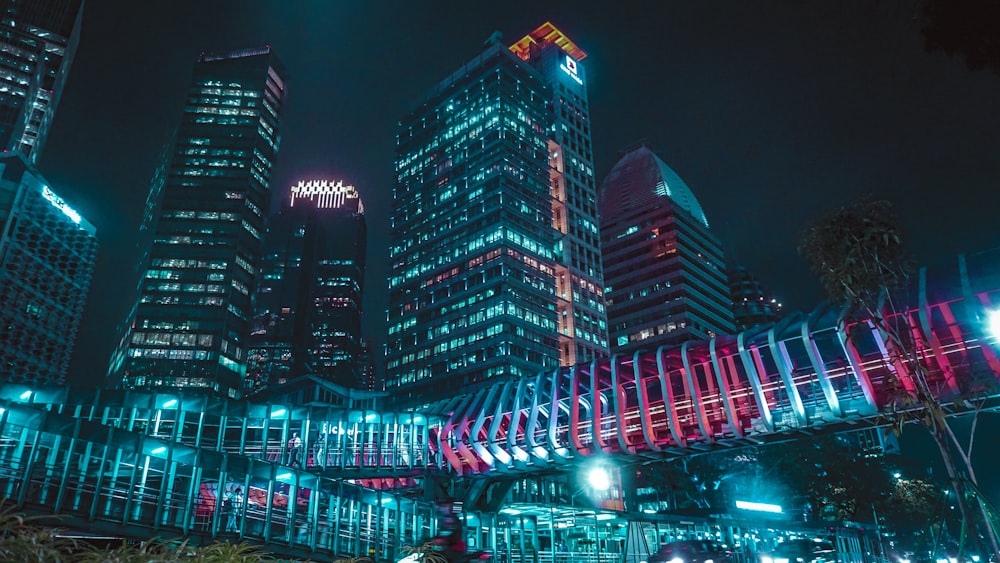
<box><xmin>578</xmin><ymin>463</ymin><xmax>615</xmax><ymax>563</ymax></box>
<box><xmin>588</xmin><ymin>467</ymin><xmax>611</xmax><ymax>492</ymax></box>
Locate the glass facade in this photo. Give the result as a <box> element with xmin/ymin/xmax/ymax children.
<box><xmin>113</xmin><ymin>48</ymin><xmax>286</xmax><ymax>399</ymax></box>
<box><xmin>247</xmin><ymin>180</ymin><xmax>367</xmax><ymax>394</ymax></box>
<box><xmin>599</xmin><ymin>146</ymin><xmax>735</xmax><ymax>353</ymax></box>
<box><xmin>385</xmin><ymin>38</ymin><xmax>560</xmax><ymax>400</ymax></box>
<box><xmin>386</xmin><ymin>23</ymin><xmax>609</xmax><ymax>402</ymax></box>
<box><xmin>0</xmin><ymin>0</ymin><xmax>83</xmax><ymax>163</ymax></box>
<box><xmin>510</xmin><ymin>22</ymin><xmax>609</xmax><ymax>366</ymax></box>
<box><xmin>0</xmin><ymin>153</ymin><xmax>97</xmax><ymax>385</ymax></box>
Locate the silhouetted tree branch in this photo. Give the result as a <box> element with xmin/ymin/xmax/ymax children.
<box><xmin>798</xmin><ymin>197</ymin><xmax>1000</xmax><ymax>560</ymax></box>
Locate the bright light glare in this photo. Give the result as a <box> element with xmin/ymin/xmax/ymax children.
<box><xmin>19</xmin><ymin>390</ymin><xmax>31</xmax><ymax>400</ymax></box>
<box><xmin>271</xmin><ymin>408</ymin><xmax>287</xmax><ymax>418</ymax></box>
<box><xmin>151</xmin><ymin>447</ymin><xmax>167</xmax><ymax>455</ymax></box>
<box><xmin>989</xmin><ymin>310</ymin><xmax>1000</xmax><ymax>340</ymax></box>
<box><xmin>761</xmin><ymin>557</ymin><xmax>773</xmax><ymax>563</ymax></box>
<box><xmin>893</xmin><ymin>472</ymin><xmax>902</xmax><ymax>479</ymax></box>
<box><xmin>669</xmin><ymin>558</ymin><xmax>683</xmax><ymax>563</ymax></box>
<box><xmin>499</xmin><ymin>508</ymin><xmax>521</xmax><ymax>515</ymax></box>
<box><xmin>276</xmin><ymin>472</ymin><xmax>292</xmax><ymax>480</ymax></box>
<box><xmin>588</xmin><ymin>467</ymin><xmax>611</xmax><ymax>491</ymax></box>
<box><xmin>735</xmin><ymin>500</ymin><xmax>783</xmax><ymax>513</ymax></box>
<box><xmin>162</xmin><ymin>399</ymin><xmax>177</xmax><ymax>408</ymax></box>
<box><xmin>596</xmin><ymin>513</ymin><xmax>616</xmax><ymax>521</ymax></box>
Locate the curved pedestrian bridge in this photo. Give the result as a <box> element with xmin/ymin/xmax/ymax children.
<box><xmin>2</xmin><ymin>250</ymin><xmax>999</xmax><ymax>559</ymax></box>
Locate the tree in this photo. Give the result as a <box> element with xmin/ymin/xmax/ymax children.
<box><xmin>635</xmin><ymin>451</ymin><xmax>761</xmax><ymax>512</ymax></box>
<box><xmin>797</xmin><ymin>197</ymin><xmax>1000</xmax><ymax>560</ymax></box>
<box><xmin>760</xmin><ymin>435</ymin><xmax>895</xmax><ymax>522</ymax></box>
<box><xmin>638</xmin><ymin>434</ymin><xmax>898</xmax><ymax>522</ymax></box>
<box><xmin>883</xmin><ymin>472</ymin><xmax>955</xmax><ymax>555</ymax></box>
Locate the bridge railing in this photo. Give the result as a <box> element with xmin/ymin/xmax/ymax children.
<box><xmin>0</xmin><ymin>400</ymin><xmax>440</xmax><ymax>558</ymax></box>
<box><xmin>2</xmin><ymin>256</ymin><xmax>999</xmax><ymax>483</ymax></box>
<box><xmin>430</xmin><ymin>250</ymin><xmax>1000</xmax><ymax>473</ymax></box>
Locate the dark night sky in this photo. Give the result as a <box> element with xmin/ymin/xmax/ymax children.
<box><xmin>40</xmin><ymin>1</ymin><xmax>1000</xmax><ymax>486</ymax></box>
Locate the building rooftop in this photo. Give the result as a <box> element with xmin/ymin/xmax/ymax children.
<box><xmin>509</xmin><ymin>21</ymin><xmax>587</xmax><ymax>62</ymax></box>
<box><xmin>598</xmin><ymin>145</ymin><xmax>709</xmax><ymax>228</ymax></box>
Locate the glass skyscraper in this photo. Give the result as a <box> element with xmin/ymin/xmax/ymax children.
<box><xmin>0</xmin><ymin>0</ymin><xmax>83</xmax><ymax>164</ymax></box>
<box><xmin>111</xmin><ymin>48</ymin><xmax>286</xmax><ymax>399</ymax></box>
<box><xmin>385</xmin><ymin>23</ymin><xmax>607</xmax><ymax>401</ymax></box>
<box><xmin>0</xmin><ymin>152</ymin><xmax>97</xmax><ymax>385</ymax></box>
<box><xmin>246</xmin><ymin>179</ymin><xmax>367</xmax><ymax>395</ymax></box>
<box><xmin>600</xmin><ymin>145</ymin><xmax>735</xmax><ymax>353</ymax></box>
<box><xmin>510</xmin><ymin>22</ymin><xmax>609</xmax><ymax>366</ymax></box>
<box><xmin>386</xmin><ymin>33</ymin><xmax>560</xmax><ymax>401</ymax></box>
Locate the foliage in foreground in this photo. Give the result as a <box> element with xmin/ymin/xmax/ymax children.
<box><xmin>401</xmin><ymin>541</ymin><xmax>449</xmax><ymax>563</ymax></box>
<box><xmin>75</xmin><ymin>537</ymin><xmax>276</xmax><ymax>563</ymax></box>
<box><xmin>797</xmin><ymin>196</ymin><xmax>1000</xmax><ymax>559</ymax></box>
<box><xmin>635</xmin><ymin>432</ymin><xmax>954</xmax><ymax>552</ymax></box>
<box><xmin>0</xmin><ymin>499</ymin><xmax>283</xmax><ymax>562</ymax></box>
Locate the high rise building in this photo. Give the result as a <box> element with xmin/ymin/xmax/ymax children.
<box><xmin>0</xmin><ymin>152</ymin><xmax>97</xmax><ymax>384</ymax></box>
<box><xmin>357</xmin><ymin>341</ymin><xmax>376</xmax><ymax>391</ymax></box>
<box><xmin>599</xmin><ymin>145</ymin><xmax>735</xmax><ymax>354</ymax></box>
<box><xmin>111</xmin><ymin>48</ymin><xmax>286</xmax><ymax>399</ymax></box>
<box><xmin>729</xmin><ymin>265</ymin><xmax>783</xmax><ymax>331</ymax></box>
<box><xmin>510</xmin><ymin>22</ymin><xmax>609</xmax><ymax>366</ymax></box>
<box><xmin>386</xmin><ymin>30</ymin><xmax>570</xmax><ymax>401</ymax></box>
<box><xmin>0</xmin><ymin>0</ymin><xmax>84</xmax><ymax>164</ymax></box>
<box><xmin>246</xmin><ymin>179</ymin><xmax>367</xmax><ymax>395</ymax></box>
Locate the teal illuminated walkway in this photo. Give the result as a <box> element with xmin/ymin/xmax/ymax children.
<box><xmin>2</xmin><ymin>250</ymin><xmax>999</xmax><ymax>558</ymax></box>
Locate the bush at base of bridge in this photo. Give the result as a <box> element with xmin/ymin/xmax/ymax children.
<box><xmin>0</xmin><ymin>499</ymin><xmax>335</xmax><ymax>562</ymax></box>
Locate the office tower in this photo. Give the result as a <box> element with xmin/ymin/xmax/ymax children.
<box><xmin>729</xmin><ymin>265</ymin><xmax>783</xmax><ymax>331</ymax></box>
<box><xmin>0</xmin><ymin>152</ymin><xmax>97</xmax><ymax>384</ymax></box>
<box><xmin>510</xmin><ymin>22</ymin><xmax>609</xmax><ymax>365</ymax></box>
<box><xmin>112</xmin><ymin>48</ymin><xmax>285</xmax><ymax>399</ymax></box>
<box><xmin>247</xmin><ymin>179</ymin><xmax>367</xmax><ymax>395</ymax></box>
<box><xmin>0</xmin><ymin>0</ymin><xmax>84</xmax><ymax>164</ymax></box>
<box><xmin>600</xmin><ymin>145</ymin><xmax>735</xmax><ymax>354</ymax></box>
<box><xmin>356</xmin><ymin>341</ymin><xmax>376</xmax><ymax>391</ymax></box>
<box><xmin>386</xmin><ymin>32</ymin><xmax>563</xmax><ymax>400</ymax></box>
